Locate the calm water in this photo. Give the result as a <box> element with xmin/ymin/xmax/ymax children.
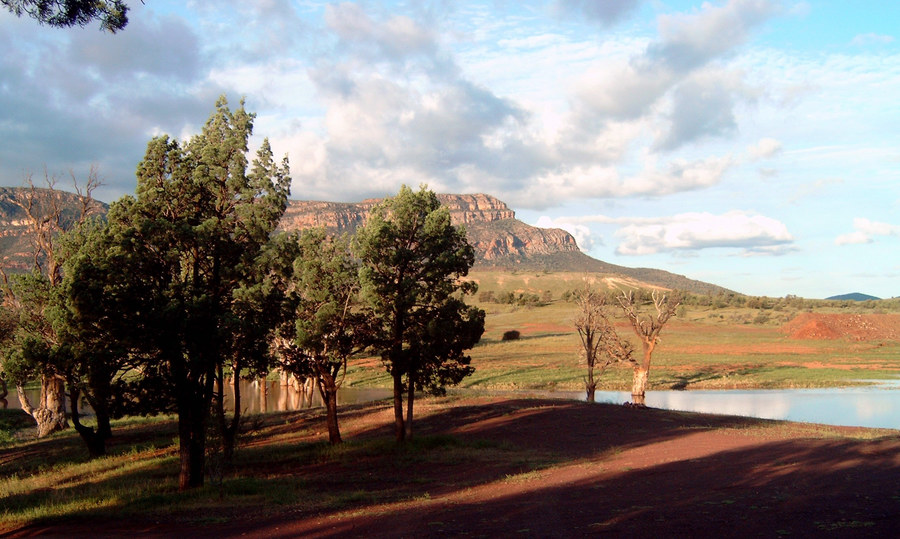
<box><xmin>6</xmin><ymin>381</ymin><xmax>900</xmax><ymax>430</ymax></box>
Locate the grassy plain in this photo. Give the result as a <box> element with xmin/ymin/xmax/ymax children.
<box><xmin>347</xmin><ymin>270</ymin><xmax>900</xmax><ymax>392</ymax></box>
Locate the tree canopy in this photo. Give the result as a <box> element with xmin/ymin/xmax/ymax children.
<box><xmin>90</xmin><ymin>96</ymin><xmax>291</xmax><ymax>488</ymax></box>
<box><xmin>1</xmin><ymin>0</ymin><xmax>129</xmax><ymax>32</ymax></box>
<box><xmin>354</xmin><ymin>185</ymin><xmax>484</xmax><ymax>441</ymax></box>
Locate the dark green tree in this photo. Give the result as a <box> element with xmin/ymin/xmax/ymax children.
<box><xmin>54</xmin><ymin>218</ymin><xmax>144</xmax><ymax>456</ymax></box>
<box><xmin>1</xmin><ymin>0</ymin><xmax>128</xmax><ymax>32</ymax></box>
<box><xmin>103</xmin><ymin>96</ymin><xmax>290</xmax><ymax>488</ymax></box>
<box><xmin>213</xmin><ymin>230</ymin><xmax>298</xmax><ymax>461</ymax></box>
<box><xmin>278</xmin><ymin>229</ymin><xmax>373</xmax><ymax>445</ymax></box>
<box><xmin>354</xmin><ymin>185</ymin><xmax>484</xmax><ymax>442</ymax></box>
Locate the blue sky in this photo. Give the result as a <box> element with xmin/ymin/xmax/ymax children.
<box><xmin>1</xmin><ymin>0</ymin><xmax>898</xmax><ymax>299</ymax></box>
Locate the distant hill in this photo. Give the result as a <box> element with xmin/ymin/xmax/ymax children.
<box><xmin>825</xmin><ymin>293</ymin><xmax>881</xmax><ymax>301</ymax></box>
<box><xmin>1</xmin><ymin>187</ymin><xmax>732</xmax><ymax>296</ymax></box>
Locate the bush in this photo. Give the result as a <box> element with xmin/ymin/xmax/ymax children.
<box><xmin>501</xmin><ymin>330</ymin><xmax>521</xmax><ymax>341</ymax></box>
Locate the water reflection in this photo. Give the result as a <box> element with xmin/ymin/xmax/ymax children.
<box><xmin>7</xmin><ymin>380</ymin><xmax>900</xmax><ymax>430</ymax></box>
<box><xmin>223</xmin><ymin>378</ymin><xmax>393</xmax><ymax>413</ymax></box>
<box><xmin>586</xmin><ymin>385</ymin><xmax>900</xmax><ymax>430</ymax></box>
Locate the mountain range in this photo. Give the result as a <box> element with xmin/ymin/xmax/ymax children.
<box><xmin>1</xmin><ymin>187</ymin><xmax>730</xmax><ymax>295</ymax></box>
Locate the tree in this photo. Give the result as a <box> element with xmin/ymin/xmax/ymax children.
<box><xmin>1</xmin><ymin>0</ymin><xmax>128</xmax><ymax>32</ymax></box>
<box><xmin>103</xmin><ymin>96</ymin><xmax>290</xmax><ymax>488</ymax></box>
<box><xmin>355</xmin><ymin>185</ymin><xmax>484</xmax><ymax>442</ymax></box>
<box><xmin>54</xmin><ymin>218</ymin><xmax>144</xmax><ymax>456</ymax></box>
<box><xmin>279</xmin><ymin>229</ymin><xmax>372</xmax><ymax>445</ymax></box>
<box><xmin>574</xmin><ymin>286</ymin><xmax>633</xmax><ymax>402</ymax></box>
<box><xmin>0</xmin><ymin>172</ymin><xmax>101</xmax><ymax>437</ymax></box>
<box><xmin>213</xmin><ymin>231</ymin><xmax>297</xmax><ymax>461</ymax></box>
<box><xmin>617</xmin><ymin>289</ymin><xmax>680</xmax><ymax>405</ymax></box>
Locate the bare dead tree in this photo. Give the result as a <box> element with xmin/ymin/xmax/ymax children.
<box><xmin>617</xmin><ymin>289</ymin><xmax>680</xmax><ymax>405</ymax></box>
<box><xmin>574</xmin><ymin>286</ymin><xmax>634</xmax><ymax>402</ymax></box>
<box><xmin>1</xmin><ymin>168</ymin><xmax>102</xmax><ymax>435</ymax></box>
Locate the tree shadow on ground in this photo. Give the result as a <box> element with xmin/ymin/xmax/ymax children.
<box><xmin>272</xmin><ymin>433</ymin><xmax>900</xmax><ymax>538</ymax></box>
<box><xmin>8</xmin><ymin>398</ymin><xmax>900</xmax><ymax>538</ymax></box>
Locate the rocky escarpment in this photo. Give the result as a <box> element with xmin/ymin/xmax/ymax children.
<box><xmin>279</xmin><ymin>193</ymin><xmax>578</xmax><ymax>263</ymax></box>
<box><xmin>0</xmin><ymin>188</ymin><xmax>731</xmax><ymax>295</ymax></box>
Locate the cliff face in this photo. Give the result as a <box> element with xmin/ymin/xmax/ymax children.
<box><xmin>0</xmin><ymin>188</ymin><xmax>730</xmax><ymax>295</ymax></box>
<box><xmin>279</xmin><ymin>193</ymin><xmax>578</xmax><ymax>263</ymax></box>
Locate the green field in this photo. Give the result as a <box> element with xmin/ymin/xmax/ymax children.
<box><xmin>347</xmin><ymin>271</ymin><xmax>900</xmax><ymax>392</ymax></box>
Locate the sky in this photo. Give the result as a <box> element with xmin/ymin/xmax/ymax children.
<box><xmin>1</xmin><ymin>0</ymin><xmax>898</xmax><ymax>299</ymax></box>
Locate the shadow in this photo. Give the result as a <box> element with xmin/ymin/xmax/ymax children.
<box><xmin>659</xmin><ymin>370</ymin><xmax>729</xmax><ymax>390</ymax></box>
<box><xmin>7</xmin><ymin>398</ymin><xmax>900</xmax><ymax>537</ymax></box>
<box><xmin>260</xmin><ymin>433</ymin><xmax>900</xmax><ymax>538</ymax></box>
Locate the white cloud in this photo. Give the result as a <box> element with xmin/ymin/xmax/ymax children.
<box><xmin>851</xmin><ymin>33</ymin><xmax>894</xmax><ymax>47</ymax></box>
<box><xmin>648</xmin><ymin>0</ymin><xmax>777</xmax><ymax>72</ymax></box>
<box><xmin>836</xmin><ymin>218</ymin><xmax>900</xmax><ymax>245</ymax></box>
<box><xmin>507</xmin><ymin>154</ymin><xmax>733</xmax><ymax>209</ymax></box>
<box><xmin>748</xmin><ymin>137</ymin><xmax>783</xmax><ymax>159</ymax></box>
<box><xmin>535</xmin><ymin>216</ymin><xmax>597</xmax><ymax>250</ymax></box>
<box><xmin>835</xmin><ymin>231</ymin><xmax>872</xmax><ymax>246</ymax></box>
<box><xmin>613</xmin><ymin>211</ymin><xmax>793</xmax><ymax>255</ymax></box>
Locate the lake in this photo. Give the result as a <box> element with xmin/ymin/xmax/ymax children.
<box><xmin>5</xmin><ymin>380</ymin><xmax>900</xmax><ymax>430</ymax></box>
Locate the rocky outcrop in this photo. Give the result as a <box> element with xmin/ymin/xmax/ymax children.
<box><xmin>0</xmin><ymin>188</ymin><xmax>731</xmax><ymax>295</ymax></box>
<box><xmin>279</xmin><ymin>193</ymin><xmax>576</xmax><ymax>263</ymax></box>
<box><xmin>278</xmin><ymin>193</ymin><xmax>516</xmax><ymax>235</ymax></box>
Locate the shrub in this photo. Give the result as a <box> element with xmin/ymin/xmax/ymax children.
<box><xmin>501</xmin><ymin>330</ymin><xmax>521</xmax><ymax>341</ymax></box>
<box><xmin>478</xmin><ymin>290</ymin><xmax>495</xmax><ymax>303</ymax></box>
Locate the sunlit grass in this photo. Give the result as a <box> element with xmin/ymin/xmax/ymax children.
<box><xmin>345</xmin><ymin>272</ymin><xmax>900</xmax><ymax>392</ymax></box>
<box><xmin>0</xmin><ymin>408</ymin><xmax>528</xmax><ymax>532</ymax></box>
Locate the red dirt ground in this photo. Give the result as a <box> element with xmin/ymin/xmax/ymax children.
<box><xmin>11</xmin><ymin>397</ymin><xmax>900</xmax><ymax>538</ymax></box>
<box><xmin>783</xmin><ymin>313</ymin><xmax>900</xmax><ymax>341</ymax></box>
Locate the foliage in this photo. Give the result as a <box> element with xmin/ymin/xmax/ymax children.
<box><xmin>354</xmin><ymin>185</ymin><xmax>484</xmax><ymax>441</ymax></box>
<box><xmin>0</xmin><ymin>172</ymin><xmax>102</xmax><ymax>441</ymax></box>
<box><xmin>92</xmin><ymin>96</ymin><xmax>291</xmax><ymax>489</ymax></box>
<box><xmin>1</xmin><ymin>0</ymin><xmax>128</xmax><ymax>32</ymax></box>
<box><xmin>278</xmin><ymin>228</ymin><xmax>373</xmax><ymax>444</ymax></box>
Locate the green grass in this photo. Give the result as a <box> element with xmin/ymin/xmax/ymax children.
<box><xmin>0</xmin><ymin>409</ymin><xmax>529</xmax><ymax>531</ymax></box>
<box><xmin>0</xmin><ymin>409</ymin><xmax>33</xmax><ymax>445</ymax></box>
<box><xmin>345</xmin><ymin>272</ymin><xmax>900</xmax><ymax>392</ymax></box>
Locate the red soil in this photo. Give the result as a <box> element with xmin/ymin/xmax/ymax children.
<box><xmin>783</xmin><ymin>313</ymin><xmax>900</xmax><ymax>341</ymax></box>
<box><xmin>11</xmin><ymin>397</ymin><xmax>900</xmax><ymax>538</ymax></box>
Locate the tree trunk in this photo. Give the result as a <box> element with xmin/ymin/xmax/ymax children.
<box><xmin>259</xmin><ymin>376</ymin><xmax>268</xmax><ymax>413</ymax></box>
<box><xmin>1</xmin><ymin>376</ymin><xmax>8</xmax><ymax>409</ymax></box>
<box><xmin>631</xmin><ymin>345</ymin><xmax>653</xmax><ymax>406</ymax></box>
<box><xmin>69</xmin><ymin>386</ymin><xmax>107</xmax><ymax>457</ymax></box>
<box><xmin>392</xmin><ymin>371</ymin><xmax>405</xmax><ymax>442</ymax></box>
<box><xmin>404</xmin><ymin>370</ymin><xmax>415</xmax><ymax>440</ymax></box>
<box><xmin>215</xmin><ymin>364</ymin><xmax>240</xmax><ymax>463</ymax></box>
<box><xmin>585</xmin><ymin>364</ymin><xmax>596</xmax><ymax>403</ymax></box>
<box><xmin>177</xmin><ymin>377</ymin><xmax>212</xmax><ymax>490</ymax></box>
<box><xmin>322</xmin><ymin>384</ymin><xmax>342</xmax><ymax>445</ymax></box>
<box><xmin>178</xmin><ymin>406</ymin><xmax>206</xmax><ymax>490</ymax></box>
<box><xmin>18</xmin><ymin>374</ymin><xmax>68</xmax><ymax>437</ymax></box>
